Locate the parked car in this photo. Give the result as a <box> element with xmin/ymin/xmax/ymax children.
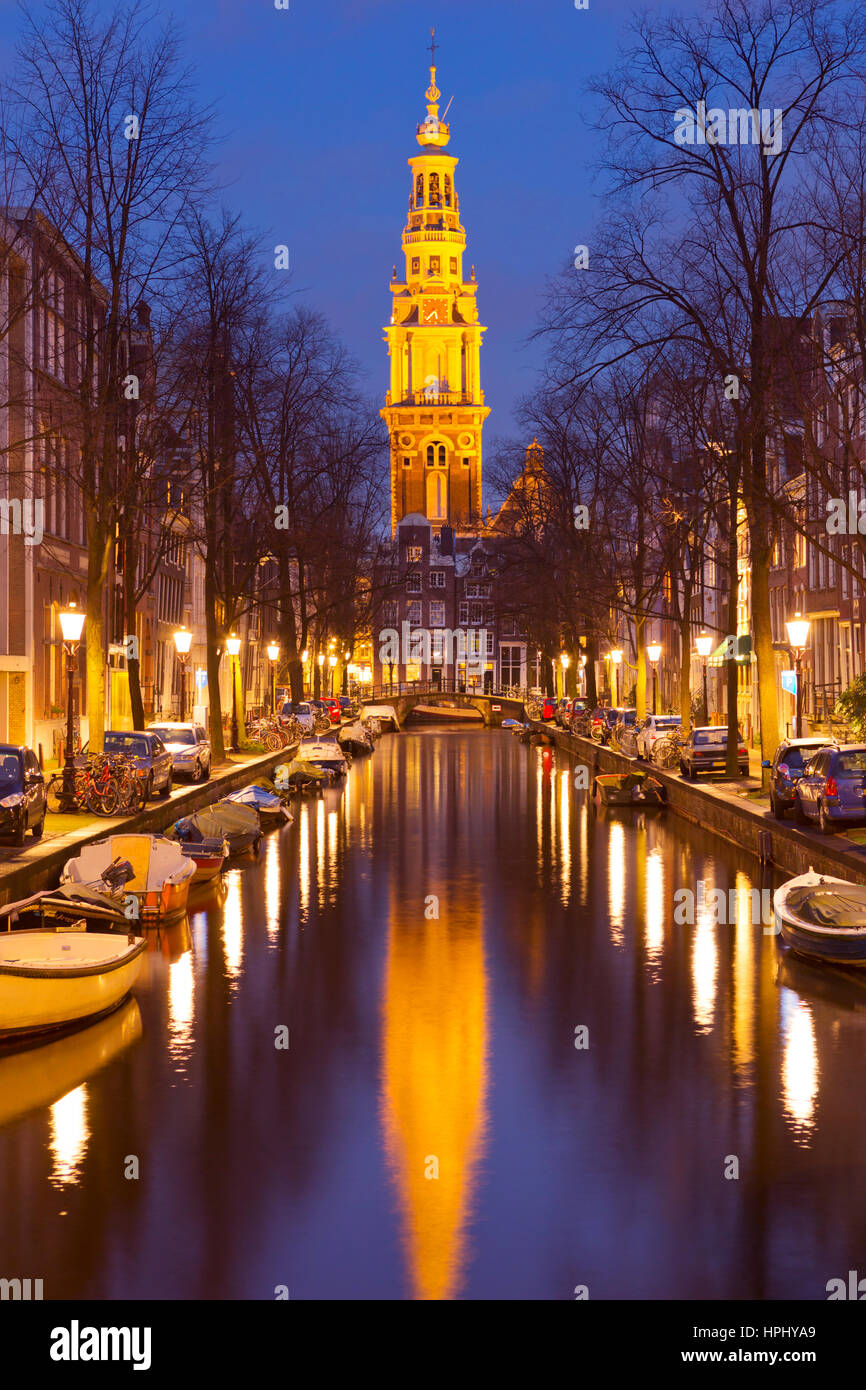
<box><xmin>679</xmin><ymin>727</ymin><xmax>749</xmax><ymax>779</ymax></box>
<box><xmin>103</xmin><ymin>730</ymin><xmax>173</xmax><ymax>801</ymax></box>
<box><xmin>0</xmin><ymin>744</ymin><xmax>46</xmax><ymax>844</ymax></box>
<box><xmin>320</xmin><ymin>697</ymin><xmax>342</xmax><ymax>724</ymax></box>
<box><xmin>765</xmin><ymin>737</ymin><xmax>831</xmax><ymax>819</ymax></box>
<box><xmin>147</xmin><ymin>723</ymin><xmax>211</xmax><ymax>783</ymax></box>
<box><xmin>280</xmin><ymin>701</ymin><xmax>314</xmax><ymax>734</ymax></box>
<box><xmin>337</xmin><ymin>695</ymin><xmax>355</xmax><ymax>716</ymax></box>
<box><xmin>794</xmin><ymin>744</ymin><xmax>866</xmax><ymax>834</ymax></box>
<box><xmin>541</xmin><ymin>695</ymin><xmax>558</xmax><ymax>721</ymax></box>
<box><xmin>636</xmin><ymin>714</ymin><xmax>682</xmax><ymax>760</ymax></box>
<box><xmin>612</xmin><ymin>708</ymin><xmax>638</xmax><ymax>749</ymax></box>
<box><xmin>588</xmin><ymin>707</ymin><xmax>615</xmax><ymax>744</ymax></box>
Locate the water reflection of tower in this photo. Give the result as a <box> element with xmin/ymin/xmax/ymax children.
<box><xmin>379</xmin><ymin>759</ymin><xmax>489</xmax><ymax>1300</ymax></box>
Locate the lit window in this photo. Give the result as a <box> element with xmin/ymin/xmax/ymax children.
<box><xmin>407</xmin><ymin>545</ymin><xmax>422</xmax><ymax>562</ymax></box>
<box><xmin>430</xmin><ymin>601</ymin><xmax>445</xmax><ymax>627</ymax></box>
<box><xmin>406</xmin><ymin>601</ymin><xmax>422</xmax><ymax>625</ymax></box>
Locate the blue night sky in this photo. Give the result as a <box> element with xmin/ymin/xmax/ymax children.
<box><xmin>0</xmin><ymin>0</ymin><xmax>700</xmax><ymax>445</ymax></box>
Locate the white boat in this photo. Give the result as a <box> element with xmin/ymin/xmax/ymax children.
<box><xmin>773</xmin><ymin>869</ymin><xmax>866</xmax><ymax>968</ymax></box>
<box><xmin>0</xmin><ymin>930</ymin><xmax>146</xmax><ymax>1039</ymax></box>
<box><xmin>337</xmin><ymin>721</ymin><xmax>374</xmax><ymax>756</ymax></box>
<box><xmin>361</xmin><ymin>704</ymin><xmax>401</xmax><ymax>732</ymax></box>
<box><xmin>296</xmin><ymin>738</ymin><xmax>349</xmax><ymax>776</ymax></box>
<box><xmin>62</xmin><ymin>834</ymin><xmax>196</xmax><ymax>924</ymax></box>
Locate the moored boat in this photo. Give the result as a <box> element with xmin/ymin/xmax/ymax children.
<box><xmin>337</xmin><ymin>721</ymin><xmax>374</xmax><ymax>756</ymax></box>
<box><xmin>593</xmin><ymin>771</ymin><xmax>666</xmax><ymax>807</ymax></box>
<box><xmin>361</xmin><ymin>704</ymin><xmax>401</xmax><ymax>733</ymax></box>
<box><xmin>0</xmin><ymin>883</ymin><xmax>128</xmax><ymax>933</ymax></box>
<box><xmin>175</xmin><ymin>836</ymin><xmax>229</xmax><ymax>884</ymax></box>
<box><xmin>62</xmin><ymin>835</ymin><xmax>196</xmax><ymax>924</ymax></box>
<box><xmin>273</xmin><ymin>759</ymin><xmax>333</xmax><ymax>792</ymax></box>
<box><xmin>297</xmin><ymin>738</ymin><xmax>349</xmax><ymax>777</ymax></box>
<box><xmin>225</xmin><ymin>783</ymin><xmax>292</xmax><ymax>827</ymax></box>
<box><xmin>171</xmin><ymin>800</ymin><xmax>261</xmax><ymax>857</ymax></box>
<box><xmin>0</xmin><ymin>929</ymin><xmax>146</xmax><ymax>1039</ymax></box>
<box><xmin>773</xmin><ymin>869</ymin><xmax>866</xmax><ymax>968</ymax></box>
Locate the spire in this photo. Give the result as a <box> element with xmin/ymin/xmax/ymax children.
<box><xmin>417</xmin><ymin>28</ymin><xmax>450</xmax><ymax>149</ymax></box>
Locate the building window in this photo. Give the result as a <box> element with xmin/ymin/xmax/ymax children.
<box><xmin>471</xmin><ymin>603</ymin><xmax>483</xmax><ymax>625</ymax></box>
<box><xmin>458</xmin><ymin>601</ymin><xmax>469</xmax><ymax>625</ymax></box>
<box><xmin>383</xmin><ymin>602</ymin><xmax>398</xmax><ymax>626</ymax></box>
<box><xmin>450</xmin><ymin>257</ymin><xmax>457</xmax><ymax>274</ymax></box>
<box><xmin>402</xmin><ymin>455</ymin><xmax>411</xmax><ymax>468</ymax></box>
<box><xmin>406</xmin><ymin>601</ymin><xmax>422</xmax><ymax>626</ymax></box>
<box><xmin>444</xmin><ymin>175</ymin><xmax>452</xmax><ymax>207</ymax></box>
<box><xmin>406</xmin><ymin>571</ymin><xmax>422</xmax><ymax>594</ymax></box>
<box><xmin>485</xmin><ymin>630</ymin><xmax>494</xmax><ymax>656</ymax></box>
<box><xmin>406</xmin><ymin>545</ymin><xmax>422</xmax><ymax>562</ymax></box>
<box><xmin>430</xmin><ymin>256</ymin><xmax>440</xmax><ymax>275</ymax></box>
<box><xmin>462</xmin><ymin>456</ymin><xmax>470</xmax><ymax>467</ymax></box>
<box><xmin>430</xmin><ymin>601</ymin><xmax>445</xmax><ymax>627</ymax></box>
<box><xmin>411</xmin><ymin>257</ymin><xmax>420</xmax><ymax>274</ymax></box>
<box><xmin>426</xmin><ymin>470</ymin><xmax>447</xmax><ymax>521</ymax></box>
<box><xmin>430</xmin><ymin>570</ymin><xmax>445</xmax><ymax>588</ymax></box>
<box><xmin>416</xmin><ymin>174</ymin><xmax>424</xmax><ymax>207</ymax></box>
<box><xmin>502</xmin><ymin>616</ymin><xmax>517</xmax><ymax>636</ymax></box>
<box><xmin>429</xmin><ymin>173</ymin><xmax>441</xmax><ymax>207</ymax></box>
<box><xmin>426</xmin><ymin>443</ymin><xmax>446</xmax><ymax>468</ymax></box>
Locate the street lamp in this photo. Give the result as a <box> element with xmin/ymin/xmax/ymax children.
<box><xmin>579</xmin><ymin>651</ymin><xmax>587</xmax><ymax>696</ymax></box>
<box><xmin>266</xmin><ymin>641</ymin><xmax>280</xmax><ymax>716</ymax></box>
<box><xmin>560</xmin><ymin>651</ymin><xmax>570</xmax><ymax>698</ymax></box>
<box><xmin>226</xmin><ymin>634</ymin><xmax>241</xmax><ymax>752</ymax></box>
<box><xmin>609</xmin><ymin>648</ymin><xmax>623</xmax><ymax>707</ymax></box>
<box><xmin>301</xmin><ymin>649</ymin><xmax>309</xmax><ymax>698</ymax></box>
<box><xmin>647</xmin><ymin>641</ymin><xmax>662</xmax><ymax>715</ymax></box>
<box><xmin>695</xmin><ymin>632</ymin><xmax>713</xmax><ymax>725</ymax></box>
<box><xmin>328</xmin><ymin>653</ymin><xmax>338</xmax><ymax>696</ymax></box>
<box><xmin>317</xmin><ymin>651</ymin><xmax>325</xmax><ymax>700</ymax></box>
<box><xmin>786</xmin><ymin>613</ymin><xmax>811</xmax><ymax>737</ymax></box>
<box><xmin>173</xmin><ymin>625</ymin><xmax>192</xmax><ymax>723</ymax></box>
<box><xmin>58</xmin><ymin>600</ymin><xmax>85</xmax><ymax>811</ymax></box>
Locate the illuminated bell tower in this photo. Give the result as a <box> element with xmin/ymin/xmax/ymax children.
<box><xmin>382</xmin><ymin>34</ymin><xmax>489</xmax><ymax>537</ymax></box>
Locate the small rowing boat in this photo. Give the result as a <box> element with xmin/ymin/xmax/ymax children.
<box><xmin>0</xmin><ymin>929</ymin><xmax>146</xmax><ymax>1039</ymax></box>
<box><xmin>172</xmin><ymin>800</ymin><xmax>261</xmax><ymax>857</ymax></box>
<box><xmin>225</xmin><ymin>783</ymin><xmax>292</xmax><ymax>827</ymax></box>
<box><xmin>773</xmin><ymin>869</ymin><xmax>866</xmax><ymax>968</ymax></box>
<box><xmin>297</xmin><ymin>738</ymin><xmax>349</xmax><ymax>777</ymax></box>
<box><xmin>337</xmin><ymin>721</ymin><xmax>374</xmax><ymax>756</ymax></box>
<box><xmin>175</xmin><ymin>837</ymin><xmax>229</xmax><ymax>884</ymax></box>
<box><xmin>62</xmin><ymin>835</ymin><xmax>196</xmax><ymax>924</ymax></box>
<box><xmin>593</xmin><ymin>771</ymin><xmax>666</xmax><ymax>807</ymax></box>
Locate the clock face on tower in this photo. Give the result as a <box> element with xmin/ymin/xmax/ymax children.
<box><xmin>422</xmin><ymin>297</ymin><xmax>448</xmax><ymax>325</ymax></box>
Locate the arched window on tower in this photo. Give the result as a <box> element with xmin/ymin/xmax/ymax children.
<box><xmin>416</xmin><ymin>174</ymin><xmax>424</xmax><ymax>207</ymax></box>
<box><xmin>437</xmin><ymin>444</ymin><xmax>446</xmax><ymax>467</ymax></box>
<box><xmin>444</xmin><ymin>174</ymin><xmax>452</xmax><ymax>207</ymax></box>
<box><xmin>429</xmin><ymin>172</ymin><xmax>441</xmax><ymax>208</ymax></box>
<box><xmin>426</xmin><ymin>443</ymin><xmax>435</xmax><ymax>468</ymax></box>
<box><xmin>427</xmin><ymin>468</ymin><xmax>447</xmax><ymax>521</ymax></box>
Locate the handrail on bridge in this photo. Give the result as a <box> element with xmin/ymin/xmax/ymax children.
<box><xmin>363</xmin><ymin>681</ymin><xmax>528</xmax><ymax>701</ymax></box>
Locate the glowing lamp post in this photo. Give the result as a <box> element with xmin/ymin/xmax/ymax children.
<box><xmin>226</xmin><ymin>634</ymin><xmax>241</xmax><ymax>753</ymax></box>
<box><xmin>786</xmin><ymin>613</ymin><xmax>811</xmax><ymax>737</ymax></box>
<box><xmin>173</xmin><ymin>626</ymin><xmax>192</xmax><ymax>723</ymax></box>
<box><xmin>560</xmin><ymin>651</ymin><xmax>571</xmax><ymax>698</ymax></box>
<box><xmin>266</xmin><ymin>641</ymin><xmax>280</xmax><ymax>716</ymax></box>
<box><xmin>695</xmin><ymin>632</ymin><xmax>713</xmax><ymax>725</ymax></box>
<box><xmin>58</xmin><ymin>601</ymin><xmax>85</xmax><ymax>810</ymax></box>
<box><xmin>328</xmin><ymin>653</ymin><xmax>338</xmax><ymax>697</ymax></box>
<box><xmin>609</xmin><ymin>648</ymin><xmax>623</xmax><ymax>708</ymax></box>
<box><xmin>647</xmin><ymin>642</ymin><xmax>662</xmax><ymax>716</ymax></box>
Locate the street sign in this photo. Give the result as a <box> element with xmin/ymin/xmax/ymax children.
<box><xmin>781</xmin><ymin>669</ymin><xmax>797</xmax><ymax>696</ymax></box>
<box><xmin>492</xmin><ymin>704</ymin><xmax>501</xmax><ymax>711</ymax></box>
<box><xmin>195</xmin><ymin>667</ymin><xmax>208</xmax><ymax>690</ymax></box>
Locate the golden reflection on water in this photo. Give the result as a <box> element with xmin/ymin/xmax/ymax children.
<box><xmin>781</xmin><ymin>991</ymin><xmax>818</xmax><ymax>1144</ymax></box>
<box><xmin>559</xmin><ymin>769</ymin><xmax>571</xmax><ymax>905</ymax></box>
<box><xmin>49</xmin><ymin>1084</ymin><xmax>88</xmax><ymax>1188</ymax></box>
<box><xmin>645</xmin><ymin>848</ymin><xmax>664</xmax><ymax>967</ymax></box>
<box><xmin>265</xmin><ymin>832</ymin><xmax>281</xmax><ymax>941</ymax></box>
<box><xmin>732</xmin><ymin>871</ymin><xmax>756</xmax><ymax>1076</ymax></box>
<box><xmin>222</xmin><ymin>873</ymin><xmax>244</xmax><ymax>982</ymax></box>
<box><xmin>167</xmin><ymin>951</ymin><xmax>195</xmax><ymax>1066</ymax></box>
<box><xmin>298</xmin><ymin>801</ymin><xmax>310</xmax><ymax>920</ymax></box>
<box><xmin>608</xmin><ymin>821</ymin><xmax>626</xmax><ymax>945</ymax></box>
<box><xmin>692</xmin><ymin>885</ymin><xmax>718</xmax><ymax>1035</ymax></box>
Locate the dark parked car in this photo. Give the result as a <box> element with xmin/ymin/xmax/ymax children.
<box><xmin>103</xmin><ymin>730</ymin><xmax>173</xmax><ymax>801</ymax></box>
<box><xmin>795</xmin><ymin>744</ymin><xmax>866</xmax><ymax>834</ymax></box>
<box><xmin>0</xmin><ymin>745</ymin><xmax>46</xmax><ymax>844</ymax></box>
<box><xmin>765</xmin><ymin>737</ymin><xmax>831</xmax><ymax>819</ymax></box>
<box><xmin>680</xmin><ymin>727</ymin><xmax>749</xmax><ymax>779</ymax></box>
<box><xmin>554</xmin><ymin>697</ymin><xmax>574</xmax><ymax>729</ymax></box>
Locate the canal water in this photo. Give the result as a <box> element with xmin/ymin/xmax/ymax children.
<box><xmin>1</xmin><ymin>728</ymin><xmax>865</xmax><ymax>1301</ymax></box>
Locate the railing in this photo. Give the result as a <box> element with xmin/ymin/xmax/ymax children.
<box><xmin>386</xmin><ymin>391</ymin><xmax>481</xmax><ymax>407</ymax></box>
<box><xmin>365</xmin><ymin>680</ymin><xmax>528</xmax><ymax>701</ymax></box>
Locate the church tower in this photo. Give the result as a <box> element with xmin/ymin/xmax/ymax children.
<box><xmin>382</xmin><ymin>35</ymin><xmax>489</xmax><ymax>537</ymax></box>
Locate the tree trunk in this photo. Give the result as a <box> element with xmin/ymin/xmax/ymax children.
<box><xmin>635</xmin><ymin>615</ymin><xmax>646</xmax><ymax>718</ymax></box>
<box><xmin>726</xmin><ymin>482</ymin><xmax>740</xmax><ymax>778</ymax></box>
<box><xmin>679</xmin><ymin>611</ymin><xmax>692</xmax><ymax>732</ymax></box>
<box><xmin>585</xmin><ymin>637</ymin><xmax>598</xmax><ymax>706</ymax></box>
<box><xmin>205</xmin><ymin>564</ymin><xmax>225</xmax><ymax>761</ymax></box>
<box><xmin>85</xmin><ymin>527</ymin><xmax>111</xmax><ymax>752</ymax></box>
<box><xmin>124</xmin><ymin>540</ymin><xmax>145</xmax><ymax>730</ymax></box>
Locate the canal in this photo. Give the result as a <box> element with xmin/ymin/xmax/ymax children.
<box><xmin>2</xmin><ymin>727</ymin><xmax>866</xmax><ymax>1300</ymax></box>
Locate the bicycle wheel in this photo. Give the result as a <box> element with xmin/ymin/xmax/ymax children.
<box><xmin>46</xmin><ymin>774</ymin><xmax>67</xmax><ymax>813</ymax></box>
<box><xmin>264</xmin><ymin>730</ymin><xmax>282</xmax><ymax>751</ymax></box>
<box><xmin>86</xmin><ymin>778</ymin><xmax>120</xmax><ymax>817</ymax></box>
<box><xmin>654</xmin><ymin>739</ymin><xmax>679</xmax><ymax>770</ymax></box>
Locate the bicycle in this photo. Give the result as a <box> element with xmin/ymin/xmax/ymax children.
<box><xmin>652</xmin><ymin>731</ymin><xmax>688</xmax><ymax>770</ymax></box>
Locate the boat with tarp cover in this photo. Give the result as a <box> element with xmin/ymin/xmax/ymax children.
<box><xmin>773</xmin><ymin>869</ymin><xmax>866</xmax><ymax>967</ymax></box>
<box><xmin>171</xmin><ymin>799</ymin><xmax>261</xmax><ymax>857</ymax></box>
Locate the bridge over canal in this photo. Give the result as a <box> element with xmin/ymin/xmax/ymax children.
<box><xmin>363</xmin><ymin>682</ymin><xmax>527</xmax><ymax>728</ymax></box>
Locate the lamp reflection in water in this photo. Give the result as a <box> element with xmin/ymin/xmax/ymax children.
<box><xmin>608</xmin><ymin>821</ymin><xmax>625</xmax><ymax>946</ymax></box>
<box><xmin>732</xmin><ymin>871</ymin><xmax>755</xmax><ymax>1077</ymax></box>
<box><xmin>222</xmin><ymin>873</ymin><xmax>244</xmax><ymax>983</ymax></box>
<box><xmin>692</xmin><ymin>880</ymin><xmax>718</xmax><ymax>1034</ymax></box>
<box><xmin>645</xmin><ymin>848</ymin><xmax>664</xmax><ymax>966</ymax></box>
<box><xmin>167</xmin><ymin>952</ymin><xmax>195</xmax><ymax>1068</ymax></box>
<box><xmin>298</xmin><ymin>802</ymin><xmax>310</xmax><ymax>920</ymax></box>
<box><xmin>559</xmin><ymin>769</ymin><xmax>571</xmax><ymax>905</ymax></box>
<box><xmin>381</xmin><ymin>883</ymin><xmax>489</xmax><ymax>1301</ymax></box>
<box><xmin>49</xmin><ymin>1084</ymin><xmax>89</xmax><ymax>1189</ymax></box>
<box><xmin>265</xmin><ymin>832</ymin><xmax>281</xmax><ymax>941</ymax></box>
<box><xmin>781</xmin><ymin>990</ymin><xmax>818</xmax><ymax>1144</ymax></box>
